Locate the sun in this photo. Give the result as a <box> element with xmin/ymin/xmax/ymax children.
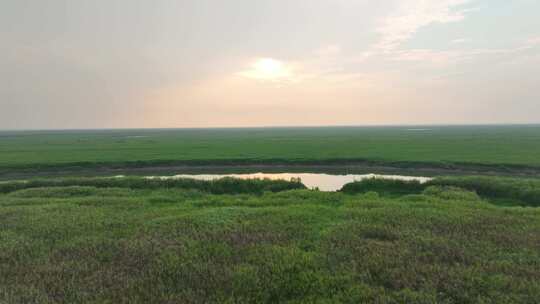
<box><xmin>254</xmin><ymin>58</ymin><xmax>285</xmax><ymax>76</ymax></box>
<box><xmin>239</xmin><ymin>57</ymin><xmax>292</xmax><ymax>82</ymax></box>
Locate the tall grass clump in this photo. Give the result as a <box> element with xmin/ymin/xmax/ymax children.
<box><xmin>340</xmin><ymin>178</ymin><xmax>425</xmax><ymax>196</ymax></box>
<box><xmin>426</xmin><ymin>176</ymin><xmax>540</xmax><ymax>207</ymax></box>
<box><xmin>422</xmin><ymin>186</ymin><xmax>482</xmax><ymax>202</ymax></box>
<box><xmin>0</xmin><ymin>176</ymin><xmax>306</xmax><ymax>195</ymax></box>
<box><xmin>340</xmin><ymin>176</ymin><xmax>540</xmax><ymax>207</ymax></box>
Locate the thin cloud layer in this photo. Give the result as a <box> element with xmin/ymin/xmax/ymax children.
<box><xmin>0</xmin><ymin>0</ymin><xmax>539</xmax><ymax>129</ymax></box>
<box><xmin>375</xmin><ymin>0</ymin><xmax>472</xmax><ymax>52</ymax></box>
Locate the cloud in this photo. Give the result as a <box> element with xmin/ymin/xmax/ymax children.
<box><xmin>315</xmin><ymin>45</ymin><xmax>342</xmax><ymax>57</ymax></box>
<box><xmin>374</xmin><ymin>0</ymin><xmax>473</xmax><ymax>52</ymax></box>
<box><xmin>390</xmin><ymin>49</ymin><xmax>461</xmax><ymax>67</ymax></box>
<box><xmin>525</xmin><ymin>36</ymin><xmax>540</xmax><ymax>47</ymax></box>
<box><xmin>451</xmin><ymin>38</ymin><xmax>471</xmax><ymax>44</ymax></box>
<box><xmin>386</xmin><ymin>36</ymin><xmax>540</xmax><ymax>79</ymax></box>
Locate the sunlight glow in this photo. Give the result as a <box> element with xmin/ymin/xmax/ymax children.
<box><xmin>255</xmin><ymin>58</ymin><xmax>284</xmax><ymax>75</ymax></box>
<box><xmin>239</xmin><ymin>57</ymin><xmax>293</xmax><ymax>82</ymax></box>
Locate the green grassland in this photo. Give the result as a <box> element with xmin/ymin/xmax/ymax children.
<box><xmin>2</xmin><ymin>126</ymin><xmax>540</xmax><ymax>303</ymax></box>
<box><xmin>1</xmin><ymin>125</ymin><xmax>540</xmax><ymax>172</ymax></box>
<box><xmin>1</xmin><ymin>177</ymin><xmax>540</xmax><ymax>303</ymax></box>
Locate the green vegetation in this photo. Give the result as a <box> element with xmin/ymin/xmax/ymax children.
<box><xmin>341</xmin><ymin>178</ymin><xmax>425</xmax><ymax>196</ymax></box>
<box><xmin>1</xmin><ymin>125</ymin><xmax>540</xmax><ymax>173</ymax></box>
<box><xmin>342</xmin><ymin>176</ymin><xmax>540</xmax><ymax>207</ymax></box>
<box><xmin>0</xmin><ymin>176</ymin><xmax>305</xmax><ymax>195</ymax></box>
<box><xmin>429</xmin><ymin>176</ymin><xmax>540</xmax><ymax>206</ymax></box>
<box><xmin>1</xmin><ymin>177</ymin><xmax>540</xmax><ymax>303</ymax></box>
<box><xmin>2</xmin><ymin>125</ymin><xmax>539</xmax><ymax>302</ymax></box>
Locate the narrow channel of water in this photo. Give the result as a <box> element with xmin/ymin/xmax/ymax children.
<box><xmin>149</xmin><ymin>173</ymin><xmax>432</xmax><ymax>192</ymax></box>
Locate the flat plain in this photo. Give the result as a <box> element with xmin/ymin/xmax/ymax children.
<box><xmin>1</xmin><ymin>125</ymin><xmax>540</xmax><ymax>171</ymax></box>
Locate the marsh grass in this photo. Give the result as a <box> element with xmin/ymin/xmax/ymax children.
<box><xmin>341</xmin><ymin>178</ymin><xmax>425</xmax><ymax>196</ymax></box>
<box><xmin>341</xmin><ymin>176</ymin><xmax>540</xmax><ymax>207</ymax></box>
<box><xmin>1</xmin><ymin>177</ymin><xmax>539</xmax><ymax>303</ymax></box>
<box><xmin>0</xmin><ymin>176</ymin><xmax>306</xmax><ymax>195</ymax></box>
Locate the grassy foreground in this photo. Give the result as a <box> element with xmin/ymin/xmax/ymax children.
<box><xmin>1</xmin><ymin>125</ymin><xmax>540</xmax><ymax>172</ymax></box>
<box><xmin>1</xmin><ymin>177</ymin><xmax>539</xmax><ymax>303</ymax></box>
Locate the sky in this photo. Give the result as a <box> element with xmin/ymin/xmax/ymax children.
<box><xmin>1</xmin><ymin>0</ymin><xmax>540</xmax><ymax>129</ymax></box>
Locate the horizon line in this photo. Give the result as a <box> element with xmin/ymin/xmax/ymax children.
<box><xmin>1</xmin><ymin>122</ymin><xmax>540</xmax><ymax>132</ymax></box>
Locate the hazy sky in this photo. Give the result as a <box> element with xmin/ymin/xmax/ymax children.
<box><xmin>1</xmin><ymin>0</ymin><xmax>540</xmax><ymax>129</ymax></box>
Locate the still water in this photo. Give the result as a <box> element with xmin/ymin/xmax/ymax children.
<box><xmin>149</xmin><ymin>173</ymin><xmax>432</xmax><ymax>192</ymax></box>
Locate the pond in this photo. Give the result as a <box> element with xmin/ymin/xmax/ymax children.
<box><xmin>149</xmin><ymin>173</ymin><xmax>432</xmax><ymax>192</ymax></box>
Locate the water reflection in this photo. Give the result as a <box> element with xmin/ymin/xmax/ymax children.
<box><xmin>151</xmin><ymin>173</ymin><xmax>432</xmax><ymax>192</ymax></box>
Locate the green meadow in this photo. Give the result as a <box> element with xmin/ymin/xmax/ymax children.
<box><xmin>2</xmin><ymin>126</ymin><xmax>540</xmax><ymax>303</ymax></box>
<box><xmin>1</xmin><ymin>125</ymin><xmax>540</xmax><ymax>171</ymax></box>
<box><xmin>1</xmin><ymin>177</ymin><xmax>540</xmax><ymax>303</ymax></box>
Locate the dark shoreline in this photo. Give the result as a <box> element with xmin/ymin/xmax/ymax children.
<box><xmin>1</xmin><ymin>159</ymin><xmax>540</xmax><ymax>180</ymax></box>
